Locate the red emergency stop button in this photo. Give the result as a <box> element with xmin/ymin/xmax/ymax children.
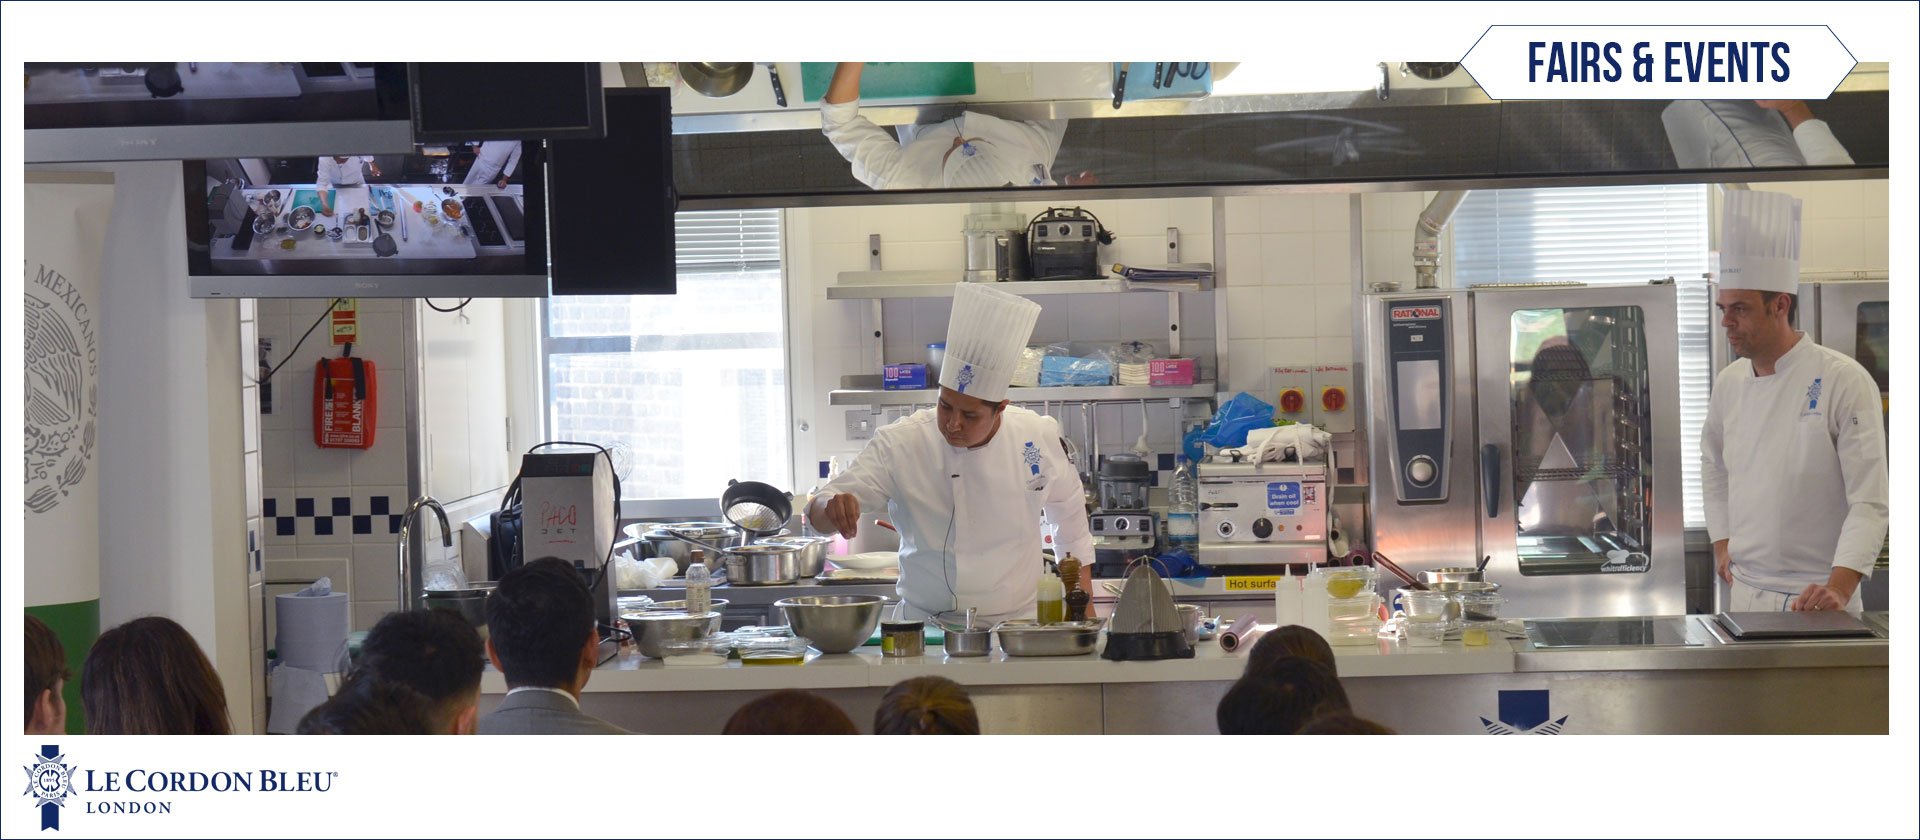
<box><xmin>1321</xmin><ymin>386</ymin><xmax>1347</xmax><ymax>413</ymax></box>
<box><xmin>1279</xmin><ymin>388</ymin><xmax>1306</xmax><ymax>414</ymax></box>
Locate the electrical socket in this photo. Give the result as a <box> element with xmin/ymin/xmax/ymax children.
<box><xmin>845</xmin><ymin>410</ymin><xmax>877</xmax><ymax>441</ymax></box>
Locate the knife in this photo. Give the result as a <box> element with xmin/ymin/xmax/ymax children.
<box><xmin>764</xmin><ymin>63</ymin><xmax>787</xmax><ymax>107</ymax></box>
<box><xmin>395</xmin><ymin>188</ymin><xmax>408</xmax><ymax>242</ymax></box>
<box><xmin>1112</xmin><ymin>64</ymin><xmax>1128</xmax><ymax>109</ymax></box>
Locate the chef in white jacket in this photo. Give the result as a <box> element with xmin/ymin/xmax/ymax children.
<box><xmin>1701</xmin><ymin>190</ymin><xmax>1888</xmax><ymax>612</ymax></box>
<box><xmin>806</xmin><ymin>284</ymin><xmax>1095</xmax><ymax>624</ymax></box>
<box><xmin>315</xmin><ymin>155</ymin><xmax>379</xmax><ymax>217</ymax></box>
<box><xmin>1662</xmin><ymin>99</ymin><xmax>1854</xmax><ymax>168</ymax></box>
<box><xmin>464</xmin><ymin>140</ymin><xmax>522</xmax><ymax>188</ymax></box>
<box><xmin>820</xmin><ymin>62</ymin><xmax>1076</xmax><ymax>191</ymax></box>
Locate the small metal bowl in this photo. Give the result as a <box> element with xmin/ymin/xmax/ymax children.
<box><xmin>1419</xmin><ymin>567</ymin><xmax>1485</xmax><ymax>585</ymax></box>
<box><xmin>288</xmin><ymin>206</ymin><xmax>316</xmax><ymax>231</ymax></box>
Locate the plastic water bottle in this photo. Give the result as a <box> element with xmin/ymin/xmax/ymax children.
<box><xmin>1166</xmin><ymin>456</ymin><xmax>1199</xmax><ymax>554</ymax></box>
<box><xmin>684</xmin><ymin>553</ymin><xmax>711</xmax><ymax>618</ymax></box>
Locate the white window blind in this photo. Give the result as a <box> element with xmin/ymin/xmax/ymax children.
<box><xmin>545</xmin><ymin>209</ymin><xmax>791</xmax><ymax>501</ymax></box>
<box><xmin>1453</xmin><ymin>185</ymin><xmax>1713</xmax><ymax>528</ymax></box>
<box><xmin>675</xmin><ymin>209</ymin><xmax>783</xmax><ymax>274</ymax></box>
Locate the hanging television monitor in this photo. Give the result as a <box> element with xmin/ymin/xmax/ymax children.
<box><xmin>184</xmin><ymin>141</ymin><xmax>549</xmax><ymax>298</ymax></box>
<box><xmin>25</xmin><ymin>62</ymin><xmax>414</xmax><ymax>163</ymax></box>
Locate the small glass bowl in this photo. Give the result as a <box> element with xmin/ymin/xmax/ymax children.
<box><xmin>1403</xmin><ymin>614</ymin><xmax>1447</xmax><ymax>647</ymax></box>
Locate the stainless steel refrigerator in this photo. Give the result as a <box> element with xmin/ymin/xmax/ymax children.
<box><xmin>1360</xmin><ymin>281</ymin><xmax>1685</xmax><ymax>618</ymax></box>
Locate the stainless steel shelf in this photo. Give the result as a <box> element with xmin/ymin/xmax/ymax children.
<box><xmin>830</xmin><ymin>380</ymin><xmax>1218</xmax><ymax>406</ymax></box>
<box><xmin>828</xmin><ymin>271</ymin><xmax>1211</xmax><ymax>299</ymax></box>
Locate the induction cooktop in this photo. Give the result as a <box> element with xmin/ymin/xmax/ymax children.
<box><xmin>1525</xmin><ymin>617</ymin><xmax>1701</xmax><ymax>648</ymax></box>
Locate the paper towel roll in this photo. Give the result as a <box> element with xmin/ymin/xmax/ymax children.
<box><xmin>275</xmin><ymin>592</ymin><xmax>350</xmax><ymax>672</ymax></box>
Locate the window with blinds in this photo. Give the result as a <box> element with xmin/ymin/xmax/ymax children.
<box><xmin>545</xmin><ymin>209</ymin><xmax>791</xmax><ymax>500</ymax></box>
<box><xmin>675</xmin><ymin>209</ymin><xmax>783</xmax><ymax>273</ymax></box>
<box><xmin>1452</xmin><ymin>185</ymin><xmax>1713</xmax><ymax>528</ymax></box>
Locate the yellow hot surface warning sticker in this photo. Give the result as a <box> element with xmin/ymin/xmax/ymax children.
<box><xmin>1223</xmin><ymin>576</ymin><xmax>1282</xmax><ymax>592</ymax></box>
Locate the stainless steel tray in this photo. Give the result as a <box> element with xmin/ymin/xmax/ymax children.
<box><xmin>993</xmin><ymin>619</ymin><xmax>1103</xmax><ymax>656</ymax></box>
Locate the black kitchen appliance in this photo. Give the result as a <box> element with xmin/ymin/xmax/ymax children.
<box><xmin>1027</xmin><ymin>207</ymin><xmax>1109</xmax><ymax>280</ymax></box>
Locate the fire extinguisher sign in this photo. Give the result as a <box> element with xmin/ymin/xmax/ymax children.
<box><xmin>330</xmin><ymin>298</ymin><xmax>359</xmax><ymax>346</ymax></box>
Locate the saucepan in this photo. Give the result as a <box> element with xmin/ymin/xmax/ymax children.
<box><xmin>629</xmin><ymin>522</ymin><xmax>744</xmax><ymax>574</ymax></box>
<box><xmin>665</xmin><ymin>528</ymin><xmax>802</xmax><ymax>585</ymax></box>
<box><xmin>933</xmin><ymin>607</ymin><xmax>992</xmax><ymax>657</ymax></box>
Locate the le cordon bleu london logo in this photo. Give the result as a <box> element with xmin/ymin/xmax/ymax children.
<box><xmin>22</xmin><ymin>745</ymin><xmax>341</xmax><ymax>829</ymax></box>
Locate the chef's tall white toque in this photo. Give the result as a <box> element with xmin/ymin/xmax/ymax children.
<box><xmin>939</xmin><ymin>282</ymin><xmax>1042</xmax><ymax>402</ymax></box>
<box><xmin>1720</xmin><ymin>190</ymin><xmax>1802</xmax><ymax>294</ymax></box>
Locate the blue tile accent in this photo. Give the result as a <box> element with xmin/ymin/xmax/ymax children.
<box><xmin>276</xmin><ymin>517</ymin><xmax>295</xmax><ymax>537</ymax></box>
<box><xmin>332</xmin><ymin>496</ymin><xmax>352</xmax><ymax>516</ymax></box>
<box><xmin>819</xmin><ymin>460</ymin><xmax>831</xmax><ymax>479</ymax></box>
<box><xmin>388</xmin><ymin>514</ymin><xmax>404</xmax><ymax>533</ymax></box>
<box><xmin>1157</xmin><ymin>453</ymin><xmax>1175</xmax><ymax>471</ymax></box>
<box><xmin>295</xmin><ymin>497</ymin><xmax>315</xmax><ymax>517</ymax></box>
<box><xmin>263</xmin><ymin>498</ymin><xmax>278</xmax><ymax>517</ymax></box>
<box><xmin>370</xmin><ymin>496</ymin><xmax>391</xmax><ymax>515</ymax></box>
<box><xmin>352</xmin><ymin>515</ymin><xmax>373</xmax><ymax>535</ymax></box>
<box><xmin>313</xmin><ymin>517</ymin><xmax>334</xmax><ymax>536</ymax></box>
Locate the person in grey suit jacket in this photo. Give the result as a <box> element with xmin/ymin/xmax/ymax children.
<box><xmin>478</xmin><ymin>558</ymin><xmax>631</xmax><ymax>735</ymax></box>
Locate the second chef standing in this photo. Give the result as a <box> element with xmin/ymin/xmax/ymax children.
<box><xmin>807</xmin><ymin>283</ymin><xmax>1095</xmax><ymax>625</ymax></box>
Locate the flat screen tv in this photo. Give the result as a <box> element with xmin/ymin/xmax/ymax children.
<box><xmin>545</xmin><ymin>87</ymin><xmax>675</xmax><ymax>295</ymax></box>
<box><xmin>25</xmin><ymin>62</ymin><xmax>415</xmax><ymax>163</ymax></box>
<box><xmin>185</xmin><ymin>141</ymin><xmax>549</xmax><ymax>298</ymax></box>
<box><xmin>410</xmin><ymin>63</ymin><xmax>605</xmax><ymax>143</ymax></box>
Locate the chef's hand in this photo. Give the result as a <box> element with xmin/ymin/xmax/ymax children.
<box><xmin>1754</xmin><ymin>100</ymin><xmax>1815</xmax><ymax>129</ymax></box>
<box><xmin>1788</xmin><ymin>568</ymin><xmax>1861</xmax><ymax>611</ymax></box>
<box><xmin>1712</xmin><ymin>539</ymin><xmax>1732</xmax><ymax>584</ymax></box>
<box><xmin>1789</xmin><ymin>584</ymin><xmax>1847</xmax><ymax>612</ymax></box>
<box><xmin>496</xmin><ymin>176</ymin><xmax>510</xmax><ymax>189</ymax></box>
<box><xmin>821</xmin><ymin>493</ymin><xmax>861</xmax><ymax>538</ymax></box>
<box><xmin>367</xmin><ymin>161</ymin><xmax>383</xmax><ymax>178</ymax></box>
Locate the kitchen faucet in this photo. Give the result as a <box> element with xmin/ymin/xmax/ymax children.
<box><xmin>397</xmin><ymin>495</ymin><xmax>452</xmax><ymax>613</ymax></box>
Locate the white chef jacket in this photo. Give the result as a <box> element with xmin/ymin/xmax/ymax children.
<box><xmin>816</xmin><ymin>406</ymin><xmax>1094</xmax><ymax>624</ymax></box>
<box><xmin>1701</xmin><ymin>334</ymin><xmax>1888</xmax><ymax>595</ymax></box>
<box><xmin>464</xmin><ymin>141</ymin><xmax>523</xmax><ymax>186</ymax></box>
<box><xmin>315</xmin><ymin>156</ymin><xmax>373</xmax><ymax>189</ymax></box>
<box><xmin>820</xmin><ymin>100</ymin><xmax>1066</xmax><ymax>191</ymax></box>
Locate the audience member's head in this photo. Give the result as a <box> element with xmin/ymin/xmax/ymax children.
<box><xmin>722</xmin><ymin>690</ymin><xmax>859</xmax><ymax>735</ymax></box>
<box><xmin>873</xmin><ymin>676</ymin><xmax>980</xmax><ymax>735</ymax></box>
<box><xmin>82</xmin><ymin>616</ymin><xmax>231</xmax><ymax>735</ymax></box>
<box><xmin>25</xmin><ymin>614</ymin><xmax>70</xmax><ymax>735</ymax></box>
<box><xmin>296</xmin><ymin>676</ymin><xmax>438</xmax><ymax>735</ymax></box>
<box><xmin>1297</xmin><ymin>712</ymin><xmax>1395</xmax><ymax>735</ymax></box>
<box><xmin>1246</xmin><ymin>624</ymin><xmax>1338</xmax><ymax>677</ymax></box>
<box><xmin>1217</xmin><ymin>656</ymin><xmax>1350</xmax><ymax>735</ymax></box>
<box><xmin>486</xmin><ymin>558</ymin><xmax>597</xmax><ymax>694</ymax></box>
<box><xmin>356</xmin><ymin>610</ymin><xmax>486</xmax><ymax>734</ymax></box>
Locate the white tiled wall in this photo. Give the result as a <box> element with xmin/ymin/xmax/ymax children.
<box><xmin>1736</xmin><ymin>179</ymin><xmax>1889</xmax><ymax>272</ymax></box>
<box><xmin>1217</xmin><ymin>192</ymin><xmax>1433</xmax><ymax>398</ymax></box>
<box><xmin>256</xmin><ymin>298</ymin><xmax>422</xmax><ymax>631</ymax></box>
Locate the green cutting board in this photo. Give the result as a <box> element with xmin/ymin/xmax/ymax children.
<box><xmin>800</xmin><ymin>62</ymin><xmax>975</xmax><ymax>102</ymax></box>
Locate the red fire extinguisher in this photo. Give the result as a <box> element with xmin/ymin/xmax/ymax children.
<box><xmin>313</xmin><ymin>348</ymin><xmax>377</xmax><ymax>449</ymax></box>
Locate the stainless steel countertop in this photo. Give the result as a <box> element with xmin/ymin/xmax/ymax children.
<box><xmin>1513</xmin><ymin>613</ymin><xmax>1889</xmax><ymax>673</ymax></box>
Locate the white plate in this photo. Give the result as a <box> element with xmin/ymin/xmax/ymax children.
<box><xmin>830</xmin><ymin>551</ymin><xmax>899</xmax><ymax>571</ymax></box>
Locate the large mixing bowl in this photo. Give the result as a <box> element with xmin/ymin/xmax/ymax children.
<box><xmin>624</xmin><ymin>610</ymin><xmax>722</xmax><ymax>659</ymax></box>
<box><xmin>422</xmin><ymin>582</ymin><xmax>496</xmax><ymax>640</ymax></box>
<box><xmin>773</xmin><ymin>594</ymin><xmax>888</xmax><ymax>654</ymax></box>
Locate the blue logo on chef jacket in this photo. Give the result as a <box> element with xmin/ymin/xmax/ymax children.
<box><xmin>1802</xmin><ymin>377</ymin><xmax>1824</xmax><ymax>418</ymax></box>
<box><xmin>1022</xmin><ymin>441</ymin><xmax>1042</xmax><ymax>476</ymax></box>
<box><xmin>1480</xmin><ymin>690</ymin><xmax>1569</xmax><ymax>735</ymax></box>
<box><xmin>24</xmin><ymin>746</ymin><xmax>76</xmax><ymax>830</ymax></box>
<box><xmin>955</xmin><ymin>363</ymin><xmax>976</xmax><ymax>393</ymax></box>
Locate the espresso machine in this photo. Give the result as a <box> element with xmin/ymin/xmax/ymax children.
<box><xmin>1090</xmin><ymin>454</ymin><xmax>1158</xmax><ymax>577</ymax></box>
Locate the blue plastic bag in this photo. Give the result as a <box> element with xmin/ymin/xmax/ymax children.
<box><xmin>1183</xmin><ymin>391</ymin><xmax>1276</xmax><ymax>462</ymax></box>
